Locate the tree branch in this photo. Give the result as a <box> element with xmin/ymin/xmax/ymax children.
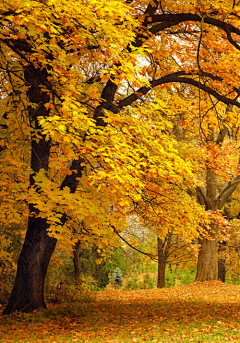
<box><xmin>118</xmin><ymin>72</ymin><xmax>240</xmax><ymax>110</ymax></box>
<box><xmin>112</xmin><ymin>225</ymin><xmax>157</xmax><ymax>261</ymax></box>
<box><xmin>196</xmin><ymin>186</ymin><xmax>207</xmax><ymax>206</ymax></box>
<box><xmin>217</xmin><ymin>175</ymin><xmax>240</xmax><ymax>209</ymax></box>
<box><xmin>150</xmin><ymin>14</ymin><xmax>240</xmax><ymax>49</ymax></box>
<box><xmin>215</xmin><ymin>104</ymin><xmax>233</xmax><ymax>144</ymax></box>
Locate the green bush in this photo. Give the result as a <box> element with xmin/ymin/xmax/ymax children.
<box><xmin>124</xmin><ymin>276</ymin><xmax>139</xmax><ymax>290</ymax></box>
<box><xmin>165</xmin><ymin>263</ymin><xmax>196</xmax><ymax>287</ymax></box>
<box><xmin>226</xmin><ymin>271</ymin><xmax>240</xmax><ymax>285</ymax></box>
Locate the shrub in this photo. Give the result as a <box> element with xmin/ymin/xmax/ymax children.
<box><xmin>111</xmin><ymin>267</ymin><xmax>123</xmax><ymax>288</ymax></box>
<box><xmin>165</xmin><ymin>263</ymin><xmax>196</xmax><ymax>287</ymax></box>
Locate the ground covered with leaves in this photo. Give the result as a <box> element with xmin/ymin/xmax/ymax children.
<box><xmin>1</xmin><ymin>281</ymin><xmax>240</xmax><ymax>342</ymax></box>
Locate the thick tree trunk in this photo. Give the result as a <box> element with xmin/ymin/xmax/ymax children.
<box><xmin>195</xmin><ymin>237</ymin><xmax>217</xmax><ymax>281</ymax></box>
<box><xmin>3</xmin><ymin>64</ymin><xmax>56</xmax><ymax>314</ymax></box>
<box><xmin>195</xmin><ymin>120</ymin><xmax>240</xmax><ymax>282</ymax></box>
<box><xmin>4</xmin><ymin>36</ymin><xmax>119</xmax><ymax>313</ymax></box>
<box><xmin>157</xmin><ymin>237</ymin><xmax>166</xmax><ymax>288</ymax></box>
<box><xmin>3</xmin><ymin>215</ymin><xmax>56</xmax><ymax>314</ymax></box>
<box><xmin>195</xmin><ymin>165</ymin><xmax>218</xmax><ymax>281</ymax></box>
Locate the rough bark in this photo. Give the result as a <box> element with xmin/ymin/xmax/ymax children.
<box><xmin>195</xmin><ymin>236</ymin><xmax>218</xmax><ymax>281</ymax></box>
<box><xmin>195</xmin><ymin>155</ymin><xmax>240</xmax><ymax>281</ymax></box>
<box><xmin>195</xmin><ymin>164</ymin><xmax>218</xmax><ymax>282</ymax></box>
<box><xmin>3</xmin><ymin>215</ymin><xmax>57</xmax><ymax>314</ymax></box>
<box><xmin>3</xmin><ymin>64</ymin><xmax>55</xmax><ymax>314</ymax></box>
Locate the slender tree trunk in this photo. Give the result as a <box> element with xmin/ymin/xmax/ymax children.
<box><xmin>218</xmin><ymin>258</ymin><xmax>226</xmax><ymax>282</ymax></box>
<box><xmin>218</xmin><ymin>242</ymin><xmax>226</xmax><ymax>282</ymax></box>
<box><xmin>73</xmin><ymin>240</ymin><xmax>82</xmax><ymax>282</ymax></box>
<box><xmin>157</xmin><ymin>237</ymin><xmax>166</xmax><ymax>288</ymax></box>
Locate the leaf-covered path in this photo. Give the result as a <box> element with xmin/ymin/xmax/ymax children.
<box><xmin>1</xmin><ymin>281</ymin><xmax>240</xmax><ymax>342</ymax></box>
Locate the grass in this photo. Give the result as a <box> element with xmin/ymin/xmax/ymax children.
<box><xmin>1</xmin><ymin>281</ymin><xmax>240</xmax><ymax>342</ymax></box>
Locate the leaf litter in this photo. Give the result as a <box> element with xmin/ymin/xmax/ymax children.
<box><xmin>1</xmin><ymin>281</ymin><xmax>240</xmax><ymax>342</ymax></box>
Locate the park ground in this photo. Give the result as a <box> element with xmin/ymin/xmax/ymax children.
<box><xmin>1</xmin><ymin>281</ymin><xmax>240</xmax><ymax>342</ymax></box>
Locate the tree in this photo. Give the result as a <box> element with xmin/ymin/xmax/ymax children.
<box><xmin>217</xmin><ymin>193</ymin><xmax>240</xmax><ymax>282</ymax></box>
<box><xmin>111</xmin><ymin>267</ymin><xmax>123</xmax><ymax>288</ymax></box>
<box><xmin>157</xmin><ymin>233</ymin><xmax>197</xmax><ymax>288</ymax></box>
<box><xmin>1</xmin><ymin>0</ymin><xmax>144</xmax><ymax>314</ymax></box>
<box><xmin>2</xmin><ymin>0</ymin><xmax>240</xmax><ymax>314</ymax></box>
<box><xmin>167</xmin><ymin>84</ymin><xmax>240</xmax><ymax>281</ymax></box>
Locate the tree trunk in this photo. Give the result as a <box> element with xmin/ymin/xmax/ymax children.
<box><xmin>73</xmin><ymin>240</ymin><xmax>82</xmax><ymax>282</ymax></box>
<box><xmin>195</xmin><ymin>119</ymin><xmax>240</xmax><ymax>282</ymax></box>
<box><xmin>218</xmin><ymin>258</ymin><xmax>226</xmax><ymax>282</ymax></box>
<box><xmin>195</xmin><ymin>164</ymin><xmax>218</xmax><ymax>281</ymax></box>
<box><xmin>217</xmin><ymin>242</ymin><xmax>226</xmax><ymax>283</ymax></box>
<box><xmin>195</xmin><ymin>237</ymin><xmax>217</xmax><ymax>281</ymax></box>
<box><xmin>3</xmin><ymin>64</ymin><xmax>56</xmax><ymax>314</ymax></box>
<box><xmin>3</xmin><ymin>33</ymin><xmax>119</xmax><ymax>313</ymax></box>
<box><xmin>157</xmin><ymin>237</ymin><xmax>166</xmax><ymax>288</ymax></box>
<box><xmin>3</xmin><ymin>215</ymin><xmax>56</xmax><ymax>314</ymax></box>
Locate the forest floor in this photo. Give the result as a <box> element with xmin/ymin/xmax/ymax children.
<box><xmin>1</xmin><ymin>281</ymin><xmax>240</xmax><ymax>342</ymax></box>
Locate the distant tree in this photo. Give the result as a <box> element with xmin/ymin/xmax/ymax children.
<box><xmin>111</xmin><ymin>268</ymin><xmax>123</xmax><ymax>288</ymax></box>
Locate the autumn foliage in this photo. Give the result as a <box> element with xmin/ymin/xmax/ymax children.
<box><xmin>1</xmin><ymin>0</ymin><xmax>240</xmax><ymax>313</ymax></box>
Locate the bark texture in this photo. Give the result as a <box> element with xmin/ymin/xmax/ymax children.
<box><xmin>195</xmin><ymin>237</ymin><xmax>217</xmax><ymax>281</ymax></box>
<box><xmin>195</xmin><ymin>166</ymin><xmax>218</xmax><ymax>282</ymax></box>
<box><xmin>3</xmin><ymin>64</ymin><xmax>55</xmax><ymax>314</ymax></box>
<box><xmin>195</xmin><ymin>174</ymin><xmax>240</xmax><ymax>281</ymax></box>
<box><xmin>3</xmin><ymin>216</ymin><xmax>57</xmax><ymax>314</ymax></box>
<box><xmin>195</xmin><ymin>124</ymin><xmax>240</xmax><ymax>282</ymax></box>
